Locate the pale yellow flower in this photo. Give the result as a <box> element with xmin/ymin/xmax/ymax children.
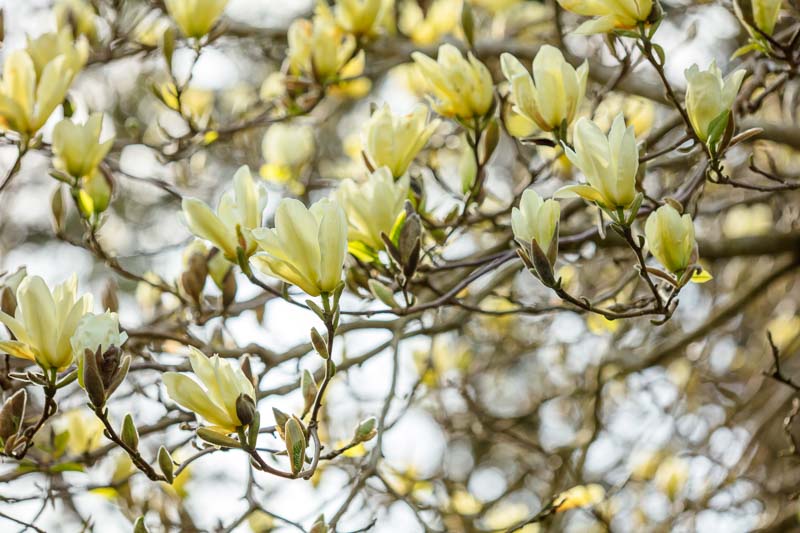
<box><xmin>362</xmin><ymin>104</ymin><xmax>440</xmax><ymax>178</ymax></box>
<box><xmin>399</xmin><ymin>0</ymin><xmax>461</xmax><ymax>45</ymax></box>
<box><xmin>511</xmin><ymin>189</ymin><xmax>560</xmax><ymax>257</ymax></box>
<box><xmin>0</xmin><ymin>31</ymin><xmax>87</xmax><ymax>136</ymax></box>
<box><xmin>251</xmin><ymin>198</ymin><xmax>348</xmax><ymax>296</ymax></box>
<box><xmin>558</xmin><ymin>0</ymin><xmax>653</xmax><ymax>34</ymax></box>
<box><xmin>287</xmin><ymin>5</ymin><xmax>360</xmax><ymax>84</ymax></box>
<box><xmin>164</xmin><ymin>347</ymin><xmax>255</xmax><ymax>433</ymax></box>
<box><xmin>555</xmin><ymin>484</ymin><xmax>606</xmax><ymax>511</ymax></box>
<box><xmin>70</xmin><ymin>311</ymin><xmax>127</xmax><ymax>358</ymax></box>
<box><xmin>0</xmin><ymin>275</ymin><xmax>92</xmax><ymax>371</ymax></box>
<box><xmin>335</xmin><ymin>0</ymin><xmax>384</xmax><ymax>36</ymax></box>
<box><xmin>654</xmin><ymin>455</ymin><xmax>689</xmax><ymax>500</ymax></box>
<box><xmin>260</xmin><ymin>123</ymin><xmax>315</xmax><ymax>188</ymax></box>
<box><xmin>411</xmin><ymin>44</ymin><xmax>494</xmax><ymax>120</ymax></box>
<box><xmin>182</xmin><ymin>165</ymin><xmax>268</xmax><ymax>261</ymax></box>
<box><xmin>54</xmin><ymin>0</ymin><xmax>98</xmax><ymax>41</ymax></box>
<box><xmin>555</xmin><ymin>114</ymin><xmax>638</xmax><ymax>209</ymax></box>
<box><xmin>61</xmin><ymin>409</ymin><xmax>105</xmax><ymax>454</ymax></box>
<box><xmin>25</xmin><ymin>28</ymin><xmax>89</xmax><ymax>79</ymax></box>
<box><xmin>164</xmin><ymin>0</ymin><xmax>229</xmax><ymax>38</ymax></box>
<box><xmin>684</xmin><ymin>62</ymin><xmax>746</xmax><ymax>144</ymax></box>
<box><xmin>336</xmin><ymin>167</ymin><xmax>409</xmax><ymax>251</ymax></box>
<box><xmin>52</xmin><ymin>113</ymin><xmax>114</xmax><ymax>179</ymax></box>
<box><xmin>501</xmin><ymin>46</ymin><xmax>588</xmax><ymax>134</ymax></box>
<box><xmin>645</xmin><ymin>205</ymin><xmax>696</xmax><ymax>273</ymax></box>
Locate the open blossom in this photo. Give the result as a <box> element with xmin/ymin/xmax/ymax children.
<box><xmin>336</xmin><ymin>167</ymin><xmax>410</xmax><ymax>251</ymax></box>
<box><xmin>250</xmin><ymin>198</ymin><xmax>348</xmax><ymax>296</ymax></box>
<box><xmin>558</xmin><ymin>0</ymin><xmax>653</xmax><ymax>34</ymax></box>
<box><xmin>411</xmin><ymin>44</ymin><xmax>494</xmax><ymax>120</ymax></box>
<box><xmin>182</xmin><ymin>166</ymin><xmax>268</xmax><ymax>262</ymax></box>
<box><xmin>399</xmin><ymin>0</ymin><xmax>461</xmax><ymax>45</ymax></box>
<box><xmin>362</xmin><ymin>104</ymin><xmax>439</xmax><ymax>178</ymax></box>
<box><xmin>511</xmin><ymin>189</ymin><xmax>561</xmax><ymax>260</ymax></box>
<box><xmin>164</xmin><ymin>0</ymin><xmax>229</xmax><ymax>38</ymax></box>
<box><xmin>0</xmin><ymin>30</ymin><xmax>88</xmax><ymax>136</ymax></box>
<box><xmin>287</xmin><ymin>5</ymin><xmax>362</xmax><ymax>84</ymax></box>
<box><xmin>555</xmin><ymin>114</ymin><xmax>638</xmax><ymax>209</ymax></box>
<box><xmin>684</xmin><ymin>62</ymin><xmax>746</xmax><ymax>144</ymax></box>
<box><xmin>0</xmin><ymin>275</ymin><xmax>92</xmax><ymax>371</ymax></box>
<box><xmin>335</xmin><ymin>0</ymin><xmax>384</xmax><ymax>36</ymax></box>
<box><xmin>501</xmin><ymin>46</ymin><xmax>588</xmax><ymax>134</ymax></box>
<box><xmin>645</xmin><ymin>205</ymin><xmax>697</xmax><ymax>273</ymax></box>
<box><xmin>70</xmin><ymin>311</ymin><xmax>127</xmax><ymax>358</ymax></box>
<box><xmin>164</xmin><ymin>347</ymin><xmax>255</xmax><ymax>433</ymax></box>
<box><xmin>52</xmin><ymin>113</ymin><xmax>114</xmax><ymax>179</ymax></box>
<box><xmin>260</xmin><ymin>123</ymin><xmax>315</xmax><ymax>189</ymax></box>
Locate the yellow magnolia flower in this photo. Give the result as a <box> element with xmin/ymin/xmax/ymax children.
<box><xmin>182</xmin><ymin>165</ymin><xmax>268</xmax><ymax>262</ymax></box>
<box><xmin>335</xmin><ymin>0</ymin><xmax>384</xmax><ymax>36</ymax></box>
<box><xmin>251</xmin><ymin>198</ymin><xmax>348</xmax><ymax>296</ymax></box>
<box><xmin>501</xmin><ymin>46</ymin><xmax>588</xmax><ymax>134</ymax></box>
<box><xmin>287</xmin><ymin>6</ymin><xmax>361</xmax><ymax>84</ymax></box>
<box><xmin>362</xmin><ymin>104</ymin><xmax>440</xmax><ymax>178</ymax></box>
<box><xmin>70</xmin><ymin>311</ymin><xmax>127</xmax><ymax>357</ymax></box>
<box><xmin>163</xmin><ymin>347</ymin><xmax>255</xmax><ymax>433</ymax></box>
<box><xmin>644</xmin><ymin>205</ymin><xmax>696</xmax><ymax>274</ymax></box>
<box><xmin>654</xmin><ymin>455</ymin><xmax>689</xmax><ymax>500</ymax></box>
<box><xmin>411</xmin><ymin>44</ymin><xmax>494</xmax><ymax>120</ymax></box>
<box><xmin>555</xmin><ymin>114</ymin><xmax>638</xmax><ymax>209</ymax></box>
<box><xmin>54</xmin><ymin>0</ymin><xmax>99</xmax><ymax>41</ymax></box>
<box><xmin>555</xmin><ymin>484</ymin><xmax>606</xmax><ymax>512</ymax></box>
<box><xmin>61</xmin><ymin>409</ymin><xmax>105</xmax><ymax>454</ymax></box>
<box><xmin>164</xmin><ymin>0</ymin><xmax>229</xmax><ymax>38</ymax></box>
<box><xmin>399</xmin><ymin>0</ymin><xmax>461</xmax><ymax>45</ymax></box>
<box><xmin>0</xmin><ymin>34</ymin><xmax>87</xmax><ymax>136</ymax></box>
<box><xmin>0</xmin><ymin>275</ymin><xmax>92</xmax><ymax>371</ymax></box>
<box><xmin>336</xmin><ymin>167</ymin><xmax>409</xmax><ymax>251</ymax></box>
<box><xmin>558</xmin><ymin>0</ymin><xmax>653</xmax><ymax>34</ymax></box>
<box><xmin>26</xmin><ymin>28</ymin><xmax>89</xmax><ymax>79</ymax></box>
<box><xmin>260</xmin><ymin>123</ymin><xmax>315</xmax><ymax>190</ymax></box>
<box><xmin>684</xmin><ymin>62</ymin><xmax>746</xmax><ymax>144</ymax></box>
<box><xmin>52</xmin><ymin>113</ymin><xmax>114</xmax><ymax>179</ymax></box>
<box><xmin>511</xmin><ymin>189</ymin><xmax>560</xmax><ymax>258</ymax></box>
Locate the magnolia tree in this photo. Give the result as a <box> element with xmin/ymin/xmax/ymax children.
<box><xmin>0</xmin><ymin>0</ymin><xmax>798</xmax><ymax>531</ymax></box>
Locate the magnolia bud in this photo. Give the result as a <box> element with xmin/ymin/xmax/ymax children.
<box><xmin>310</xmin><ymin>328</ymin><xmax>329</xmax><ymax>359</ymax></box>
<box><xmin>272</xmin><ymin>407</ymin><xmax>290</xmax><ymax>439</ymax></box>
<box><xmin>51</xmin><ymin>186</ymin><xmax>67</xmax><ymax>233</ymax></box>
<box><xmin>301</xmin><ymin>370</ymin><xmax>317</xmax><ymax>416</ymax></box>
<box><xmin>121</xmin><ymin>413</ymin><xmax>139</xmax><ymax>450</ymax></box>
<box><xmin>158</xmin><ymin>445</ymin><xmax>174</xmax><ymax>483</ymax></box>
<box><xmin>181</xmin><ymin>251</ymin><xmax>208</xmax><ymax>304</ymax></box>
<box><xmin>368</xmin><ymin>280</ymin><xmax>398</xmax><ymax>308</ymax></box>
<box><xmin>0</xmin><ymin>389</ymin><xmax>26</xmax><ymax>441</ymax></box>
<box><xmin>284</xmin><ymin>417</ymin><xmax>307</xmax><ymax>475</ymax></box>
<box><xmin>221</xmin><ymin>268</ymin><xmax>237</xmax><ymax>309</ymax></box>
<box><xmin>133</xmin><ymin>517</ymin><xmax>150</xmax><ymax>533</ymax></box>
<box><xmin>0</xmin><ymin>287</ymin><xmax>15</xmax><ymax>317</ymax></box>
<box><xmin>101</xmin><ymin>279</ymin><xmax>119</xmax><ymax>313</ymax></box>
<box><xmin>309</xmin><ymin>515</ymin><xmax>328</xmax><ymax>533</ymax></box>
<box><xmin>235</xmin><ymin>394</ymin><xmax>257</xmax><ymax>426</ymax></box>
<box><xmin>354</xmin><ymin>416</ymin><xmax>377</xmax><ymax>443</ymax></box>
<box><xmin>83</xmin><ymin>347</ymin><xmax>106</xmax><ymax>408</ymax></box>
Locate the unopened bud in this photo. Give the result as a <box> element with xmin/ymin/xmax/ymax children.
<box><xmin>83</xmin><ymin>347</ymin><xmax>106</xmax><ymax>408</ymax></box>
<box><xmin>221</xmin><ymin>268</ymin><xmax>237</xmax><ymax>308</ymax></box>
<box><xmin>235</xmin><ymin>394</ymin><xmax>257</xmax><ymax>427</ymax></box>
<box><xmin>101</xmin><ymin>279</ymin><xmax>119</xmax><ymax>313</ymax></box>
<box><xmin>181</xmin><ymin>252</ymin><xmax>208</xmax><ymax>304</ymax></box>
<box><xmin>301</xmin><ymin>370</ymin><xmax>317</xmax><ymax>416</ymax></box>
<box><xmin>284</xmin><ymin>417</ymin><xmax>307</xmax><ymax>475</ymax></box>
<box><xmin>0</xmin><ymin>287</ymin><xmax>15</xmax><ymax>317</ymax></box>
<box><xmin>133</xmin><ymin>516</ymin><xmax>150</xmax><ymax>533</ymax></box>
<box><xmin>354</xmin><ymin>416</ymin><xmax>377</xmax><ymax>443</ymax></box>
<box><xmin>310</xmin><ymin>328</ymin><xmax>329</xmax><ymax>359</ymax></box>
<box><xmin>158</xmin><ymin>445</ymin><xmax>174</xmax><ymax>483</ymax></box>
<box><xmin>309</xmin><ymin>515</ymin><xmax>328</xmax><ymax>533</ymax></box>
<box><xmin>121</xmin><ymin>413</ymin><xmax>139</xmax><ymax>450</ymax></box>
<box><xmin>0</xmin><ymin>389</ymin><xmax>26</xmax><ymax>441</ymax></box>
<box><xmin>368</xmin><ymin>279</ymin><xmax>398</xmax><ymax>308</ymax></box>
<box><xmin>272</xmin><ymin>407</ymin><xmax>290</xmax><ymax>439</ymax></box>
